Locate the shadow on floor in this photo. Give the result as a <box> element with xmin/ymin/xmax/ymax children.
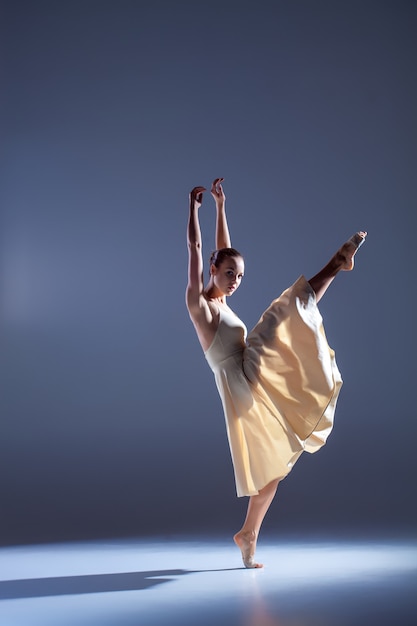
<box><xmin>0</xmin><ymin>567</ymin><xmax>244</xmax><ymax>600</ymax></box>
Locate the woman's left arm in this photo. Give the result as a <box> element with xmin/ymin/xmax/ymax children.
<box><xmin>211</xmin><ymin>178</ymin><xmax>232</xmax><ymax>249</ymax></box>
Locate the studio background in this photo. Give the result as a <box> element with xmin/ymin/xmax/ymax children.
<box><xmin>1</xmin><ymin>0</ymin><xmax>416</xmax><ymax>545</ymax></box>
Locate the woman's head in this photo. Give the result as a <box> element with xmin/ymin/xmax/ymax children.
<box><xmin>209</xmin><ymin>247</ymin><xmax>243</xmax><ymax>269</ymax></box>
<box><xmin>209</xmin><ymin>248</ymin><xmax>245</xmax><ymax>296</ymax></box>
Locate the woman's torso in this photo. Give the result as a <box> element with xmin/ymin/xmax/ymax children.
<box><xmin>204</xmin><ymin>306</ymin><xmax>247</xmax><ymax>371</ymax></box>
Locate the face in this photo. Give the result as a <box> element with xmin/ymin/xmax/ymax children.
<box><xmin>212</xmin><ymin>256</ymin><xmax>245</xmax><ymax>296</ymax></box>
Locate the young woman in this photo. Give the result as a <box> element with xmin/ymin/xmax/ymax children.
<box><xmin>186</xmin><ymin>178</ymin><xmax>366</xmax><ymax>568</ymax></box>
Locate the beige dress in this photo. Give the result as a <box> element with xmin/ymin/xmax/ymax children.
<box><xmin>204</xmin><ymin>276</ymin><xmax>343</xmax><ymax>497</ymax></box>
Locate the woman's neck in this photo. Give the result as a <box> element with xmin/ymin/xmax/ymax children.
<box><xmin>204</xmin><ymin>284</ymin><xmax>227</xmax><ymax>306</ymax></box>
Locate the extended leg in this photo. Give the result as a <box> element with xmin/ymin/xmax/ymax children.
<box><xmin>234</xmin><ymin>478</ymin><xmax>280</xmax><ymax>568</ymax></box>
<box><xmin>308</xmin><ymin>231</ymin><xmax>366</xmax><ymax>303</ymax></box>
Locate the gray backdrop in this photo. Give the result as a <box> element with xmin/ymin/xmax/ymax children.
<box><xmin>1</xmin><ymin>0</ymin><xmax>416</xmax><ymax>545</ymax></box>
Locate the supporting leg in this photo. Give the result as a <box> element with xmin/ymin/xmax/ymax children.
<box><xmin>234</xmin><ymin>478</ymin><xmax>280</xmax><ymax>568</ymax></box>
<box><xmin>308</xmin><ymin>231</ymin><xmax>366</xmax><ymax>303</ymax></box>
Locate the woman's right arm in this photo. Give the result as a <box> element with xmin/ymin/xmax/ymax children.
<box><xmin>186</xmin><ymin>186</ymin><xmax>206</xmax><ymax>317</ymax></box>
<box><xmin>186</xmin><ymin>186</ymin><xmax>220</xmax><ymax>352</ymax></box>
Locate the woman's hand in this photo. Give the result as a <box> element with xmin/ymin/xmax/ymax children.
<box><xmin>211</xmin><ymin>178</ymin><xmax>225</xmax><ymax>205</ymax></box>
<box><xmin>190</xmin><ymin>186</ymin><xmax>206</xmax><ymax>210</ymax></box>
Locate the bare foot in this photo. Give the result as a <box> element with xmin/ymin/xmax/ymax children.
<box><xmin>233</xmin><ymin>530</ymin><xmax>263</xmax><ymax>569</ymax></box>
<box><xmin>336</xmin><ymin>231</ymin><xmax>367</xmax><ymax>271</ymax></box>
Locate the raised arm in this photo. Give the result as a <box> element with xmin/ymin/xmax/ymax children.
<box><xmin>211</xmin><ymin>178</ymin><xmax>232</xmax><ymax>249</ymax></box>
<box><xmin>186</xmin><ymin>186</ymin><xmax>206</xmax><ymax>314</ymax></box>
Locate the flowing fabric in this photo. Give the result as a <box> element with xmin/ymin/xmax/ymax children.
<box><xmin>204</xmin><ymin>276</ymin><xmax>342</xmax><ymax>497</ymax></box>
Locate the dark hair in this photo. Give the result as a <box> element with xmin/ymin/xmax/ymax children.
<box><xmin>209</xmin><ymin>247</ymin><xmax>243</xmax><ymax>270</ymax></box>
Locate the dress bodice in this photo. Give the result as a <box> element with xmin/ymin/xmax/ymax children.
<box><xmin>204</xmin><ymin>307</ymin><xmax>247</xmax><ymax>372</ymax></box>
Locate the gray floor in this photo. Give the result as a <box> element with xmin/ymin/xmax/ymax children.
<box><xmin>1</xmin><ymin>536</ymin><xmax>416</xmax><ymax>626</ymax></box>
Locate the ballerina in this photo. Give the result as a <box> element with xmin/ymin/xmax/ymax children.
<box><xmin>186</xmin><ymin>178</ymin><xmax>366</xmax><ymax>568</ymax></box>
